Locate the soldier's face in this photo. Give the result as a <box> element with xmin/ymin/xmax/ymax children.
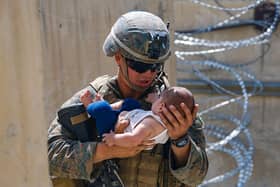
<box><xmin>116</xmin><ymin>53</ymin><xmax>158</xmax><ymax>90</ymax></box>
<box><xmin>127</xmin><ymin>64</ymin><xmax>157</xmax><ymax>89</ymax></box>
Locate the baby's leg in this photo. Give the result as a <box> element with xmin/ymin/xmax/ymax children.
<box><xmin>80</xmin><ymin>90</ymin><xmax>93</xmax><ymax>107</ymax></box>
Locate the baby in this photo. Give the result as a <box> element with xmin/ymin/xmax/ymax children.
<box><xmin>80</xmin><ymin>86</ymin><xmax>194</xmax><ymax>149</ymax></box>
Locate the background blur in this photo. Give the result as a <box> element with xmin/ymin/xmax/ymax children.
<box><xmin>1</xmin><ymin>0</ymin><xmax>279</xmax><ymax>186</ymax></box>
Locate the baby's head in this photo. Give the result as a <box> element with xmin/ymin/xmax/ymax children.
<box><xmin>152</xmin><ymin>86</ymin><xmax>195</xmax><ymax>117</ymax></box>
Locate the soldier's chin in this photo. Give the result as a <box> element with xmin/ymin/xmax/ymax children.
<box><xmin>136</xmin><ymin>81</ymin><xmax>152</xmax><ymax>88</ymax></box>
<box><xmin>137</xmin><ymin>84</ymin><xmax>151</xmax><ymax>90</ymax></box>
<box><xmin>131</xmin><ymin>84</ymin><xmax>150</xmax><ymax>91</ymax></box>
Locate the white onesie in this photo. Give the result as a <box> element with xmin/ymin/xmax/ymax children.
<box><xmin>123</xmin><ymin>109</ymin><xmax>169</xmax><ymax>147</ymax></box>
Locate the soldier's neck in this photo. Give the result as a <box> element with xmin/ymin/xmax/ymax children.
<box><xmin>117</xmin><ymin>77</ymin><xmax>143</xmax><ymax>99</ymax></box>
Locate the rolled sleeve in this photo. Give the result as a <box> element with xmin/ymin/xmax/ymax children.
<box><xmin>48</xmin><ymin>85</ymin><xmax>99</xmax><ymax>180</ymax></box>
<box><xmin>169</xmin><ymin>139</ymin><xmax>208</xmax><ymax>186</ymax></box>
<box><xmin>48</xmin><ymin>120</ymin><xmax>98</xmax><ymax>180</ymax></box>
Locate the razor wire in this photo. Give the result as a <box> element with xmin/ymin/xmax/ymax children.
<box><xmin>175</xmin><ymin>1</ymin><xmax>280</xmax><ymax>56</ymax></box>
<box><xmin>175</xmin><ymin>1</ymin><xmax>279</xmax><ymax>186</ymax></box>
<box><xmin>189</xmin><ymin>0</ymin><xmax>265</xmax><ymax>12</ymax></box>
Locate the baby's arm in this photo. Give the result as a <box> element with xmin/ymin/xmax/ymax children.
<box><xmin>80</xmin><ymin>89</ymin><xmax>123</xmax><ymax>110</ymax></box>
<box><xmin>103</xmin><ymin>119</ymin><xmax>154</xmax><ymax>147</ymax></box>
<box><xmin>110</xmin><ymin>100</ymin><xmax>124</xmax><ymax>110</ymax></box>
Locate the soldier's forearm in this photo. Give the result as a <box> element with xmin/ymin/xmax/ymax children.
<box><xmin>48</xmin><ymin>137</ymin><xmax>97</xmax><ymax>180</ymax></box>
<box><xmin>93</xmin><ymin>142</ymin><xmax>142</xmax><ymax>163</ymax></box>
<box><xmin>93</xmin><ymin>143</ymin><xmax>114</xmax><ymax>163</ymax></box>
<box><xmin>170</xmin><ymin>142</ymin><xmax>191</xmax><ymax>168</ymax></box>
<box><xmin>169</xmin><ymin>140</ymin><xmax>208</xmax><ymax>186</ymax></box>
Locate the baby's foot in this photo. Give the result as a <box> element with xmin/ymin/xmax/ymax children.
<box><xmin>80</xmin><ymin>90</ymin><xmax>93</xmax><ymax>107</ymax></box>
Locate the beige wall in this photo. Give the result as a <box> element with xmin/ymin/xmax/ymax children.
<box><xmin>1</xmin><ymin>0</ymin><xmax>175</xmax><ymax>186</ymax></box>
<box><xmin>0</xmin><ymin>0</ymin><xmax>50</xmax><ymax>187</ymax></box>
<box><xmin>40</xmin><ymin>0</ymin><xmax>176</xmax><ymax>122</ymax></box>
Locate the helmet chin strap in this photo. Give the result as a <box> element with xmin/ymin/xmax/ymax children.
<box><xmin>119</xmin><ymin>62</ymin><xmax>151</xmax><ymax>92</ymax></box>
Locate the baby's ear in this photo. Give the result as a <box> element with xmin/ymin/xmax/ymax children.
<box><xmin>159</xmin><ymin>102</ymin><xmax>165</xmax><ymax>111</ymax></box>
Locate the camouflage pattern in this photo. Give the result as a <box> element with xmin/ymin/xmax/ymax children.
<box><xmin>103</xmin><ymin>11</ymin><xmax>171</xmax><ymax>64</ymax></box>
<box><xmin>48</xmin><ymin>75</ymin><xmax>208</xmax><ymax>187</ymax></box>
<box><xmin>48</xmin><ymin>85</ymin><xmax>99</xmax><ymax>187</ymax></box>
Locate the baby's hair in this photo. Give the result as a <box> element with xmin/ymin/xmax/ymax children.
<box><xmin>161</xmin><ymin>87</ymin><xmax>195</xmax><ymax>117</ymax></box>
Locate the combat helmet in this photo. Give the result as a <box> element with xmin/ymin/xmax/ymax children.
<box><xmin>103</xmin><ymin>11</ymin><xmax>171</xmax><ymax>64</ymax></box>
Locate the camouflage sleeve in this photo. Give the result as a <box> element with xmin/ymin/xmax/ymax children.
<box><xmin>48</xmin><ymin>86</ymin><xmax>99</xmax><ymax>180</ymax></box>
<box><xmin>169</xmin><ymin>116</ymin><xmax>209</xmax><ymax>186</ymax></box>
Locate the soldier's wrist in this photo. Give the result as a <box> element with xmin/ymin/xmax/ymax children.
<box><xmin>170</xmin><ymin>133</ymin><xmax>190</xmax><ymax>148</ymax></box>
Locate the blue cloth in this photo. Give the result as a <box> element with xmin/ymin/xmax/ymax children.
<box><xmin>86</xmin><ymin>98</ymin><xmax>141</xmax><ymax>136</ymax></box>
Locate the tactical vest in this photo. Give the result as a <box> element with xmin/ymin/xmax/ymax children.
<box><xmin>89</xmin><ymin>75</ymin><xmax>187</xmax><ymax>187</ymax></box>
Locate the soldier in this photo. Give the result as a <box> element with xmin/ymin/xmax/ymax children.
<box><xmin>48</xmin><ymin>11</ymin><xmax>208</xmax><ymax>187</ymax></box>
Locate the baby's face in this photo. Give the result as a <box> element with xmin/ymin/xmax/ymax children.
<box><xmin>151</xmin><ymin>96</ymin><xmax>163</xmax><ymax>115</ymax></box>
<box><xmin>145</xmin><ymin>92</ymin><xmax>159</xmax><ymax>103</ymax></box>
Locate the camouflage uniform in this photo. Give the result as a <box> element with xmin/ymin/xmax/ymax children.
<box><xmin>48</xmin><ymin>75</ymin><xmax>208</xmax><ymax>187</ymax></box>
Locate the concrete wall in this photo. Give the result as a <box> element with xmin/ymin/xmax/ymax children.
<box><xmin>1</xmin><ymin>0</ymin><xmax>175</xmax><ymax>186</ymax></box>
<box><xmin>40</xmin><ymin>0</ymin><xmax>176</xmax><ymax>122</ymax></box>
<box><xmin>0</xmin><ymin>1</ymin><xmax>50</xmax><ymax>186</ymax></box>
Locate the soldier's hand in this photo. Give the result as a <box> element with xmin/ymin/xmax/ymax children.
<box><xmin>94</xmin><ymin>142</ymin><xmax>144</xmax><ymax>163</ymax></box>
<box><xmin>139</xmin><ymin>139</ymin><xmax>155</xmax><ymax>150</ymax></box>
<box><xmin>159</xmin><ymin>103</ymin><xmax>198</xmax><ymax>140</ymax></box>
<box><xmin>102</xmin><ymin>131</ymin><xmax>115</xmax><ymax>146</ymax></box>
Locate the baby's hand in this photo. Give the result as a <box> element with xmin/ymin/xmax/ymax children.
<box><xmin>93</xmin><ymin>93</ymin><xmax>102</xmax><ymax>102</ymax></box>
<box><xmin>80</xmin><ymin>90</ymin><xmax>103</xmax><ymax>108</ymax></box>
<box><xmin>102</xmin><ymin>131</ymin><xmax>115</xmax><ymax>146</ymax></box>
<box><xmin>115</xmin><ymin>114</ymin><xmax>129</xmax><ymax>134</ymax></box>
<box><xmin>111</xmin><ymin>100</ymin><xmax>124</xmax><ymax>110</ymax></box>
<box><xmin>80</xmin><ymin>90</ymin><xmax>93</xmax><ymax>107</ymax></box>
